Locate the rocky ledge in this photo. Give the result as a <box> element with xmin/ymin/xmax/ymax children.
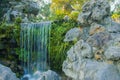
<box><xmin>62</xmin><ymin>0</ymin><xmax>120</xmax><ymax>80</ymax></box>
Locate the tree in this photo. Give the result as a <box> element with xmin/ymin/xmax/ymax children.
<box><xmin>50</xmin><ymin>0</ymin><xmax>88</xmax><ymax>20</ymax></box>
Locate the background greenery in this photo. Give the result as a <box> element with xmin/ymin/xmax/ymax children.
<box><xmin>50</xmin><ymin>20</ymin><xmax>78</xmax><ymax>72</ymax></box>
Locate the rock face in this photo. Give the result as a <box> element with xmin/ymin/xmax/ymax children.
<box><xmin>62</xmin><ymin>0</ymin><xmax>120</xmax><ymax>80</ymax></box>
<box><xmin>0</xmin><ymin>64</ymin><xmax>19</xmax><ymax>80</ymax></box>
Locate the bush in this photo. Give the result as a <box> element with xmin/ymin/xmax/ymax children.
<box><xmin>50</xmin><ymin>20</ymin><xmax>78</xmax><ymax>73</ymax></box>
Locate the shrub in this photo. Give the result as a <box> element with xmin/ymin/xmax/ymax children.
<box><xmin>50</xmin><ymin>20</ymin><xmax>78</xmax><ymax>72</ymax></box>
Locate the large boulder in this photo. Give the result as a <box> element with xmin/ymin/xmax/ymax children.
<box><xmin>0</xmin><ymin>64</ymin><xmax>19</xmax><ymax>80</ymax></box>
<box><xmin>63</xmin><ymin>0</ymin><xmax>120</xmax><ymax>80</ymax></box>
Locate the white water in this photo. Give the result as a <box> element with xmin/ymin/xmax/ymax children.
<box><xmin>20</xmin><ymin>21</ymin><xmax>51</xmax><ymax>75</ymax></box>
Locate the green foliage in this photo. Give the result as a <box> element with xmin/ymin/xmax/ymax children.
<box><xmin>0</xmin><ymin>21</ymin><xmax>20</xmax><ymax>50</ymax></box>
<box><xmin>69</xmin><ymin>11</ymin><xmax>79</xmax><ymax>20</ymax></box>
<box><xmin>0</xmin><ymin>21</ymin><xmax>21</xmax><ymax>77</ymax></box>
<box><xmin>50</xmin><ymin>20</ymin><xmax>78</xmax><ymax>72</ymax></box>
<box><xmin>0</xmin><ymin>22</ymin><xmax>19</xmax><ymax>41</ymax></box>
<box><xmin>50</xmin><ymin>0</ymin><xmax>88</xmax><ymax>20</ymax></box>
<box><xmin>15</xmin><ymin>17</ymin><xmax>22</xmax><ymax>25</ymax></box>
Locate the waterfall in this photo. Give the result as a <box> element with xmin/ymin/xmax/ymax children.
<box><xmin>20</xmin><ymin>21</ymin><xmax>51</xmax><ymax>75</ymax></box>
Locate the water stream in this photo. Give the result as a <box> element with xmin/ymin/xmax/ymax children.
<box><xmin>20</xmin><ymin>21</ymin><xmax>51</xmax><ymax>75</ymax></box>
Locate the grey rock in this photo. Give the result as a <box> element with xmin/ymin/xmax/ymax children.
<box><xmin>89</xmin><ymin>23</ymin><xmax>105</xmax><ymax>35</ymax></box>
<box><xmin>87</xmin><ymin>32</ymin><xmax>111</xmax><ymax>48</ymax></box>
<box><xmin>105</xmin><ymin>37</ymin><xmax>120</xmax><ymax>48</ymax></box>
<box><xmin>80</xmin><ymin>40</ymin><xmax>93</xmax><ymax>58</ymax></box>
<box><xmin>43</xmin><ymin>70</ymin><xmax>61</xmax><ymax>80</ymax></box>
<box><xmin>64</xmin><ymin>28</ymin><xmax>82</xmax><ymax>42</ymax></box>
<box><xmin>63</xmin><ymin>0</ymin><xmax>120</xmax><ymax>80</ymax></box>
<box><xmin>91</xmin><ymin>0</ymin><xmax>110</xmax><ymax>21</ymax></box>
<box><xmin>77</xmin><ymin>12</ymin><xmax>91</xmax><ymax>26</ymax></box>
<box><xmin>0</xmin><ymin>64</ymin><xmax>19</xmax><ymax>80</ymax></box>
<box><xmin>107</xmin><ymin>21</ymin><xmax>120</xmax><ymax>33</ymax></box>
<box><xmin>113</xmin><ymin>37</ymin><xmax>120</xmax><ymax>47</ymax></box>
<box><xmin>63</xmin><ymin>59</ymin><xmax>120</xmax><ymax>80</ymax></box>
<box><xmin>77</xmin><ymin>0</ymin><xmax>110</xmax><ymax>26</ymax></box>
<box><xmin>69</xmin><ymin>40</ymin><xmax>93</xmax><ymax>59</ymax></box>
<box><xmin>28</xmin><ymin>70</ymin><xmax>61</xmax><ymax>80</ymax></box>
<box><xmin>95</xmin><ymin>64</ymin><xmax>120</xmax><ymax>80</ymax></box>
<box><xmin>105</xmin><ymin>46</ymin><xmax>120</xmax><ymax>60</ymax></box>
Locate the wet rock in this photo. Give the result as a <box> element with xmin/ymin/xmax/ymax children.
<box><xmin>43</xmin><ymin>70</ymin><xmax>61</xmax><ymax>80</ymax></box>
<box><xmin>22</xmin><ymin>70</ymin><xmax>61</xmax><ymax>80</ymax></box>
<box><xmin>0</xmin><ymin>64</ymin><xmax>19</xmax><ymax>80</ymax></box>
<box><xmin>22</xmin><ymin>74</ymin><xmax>30</xmax><ymax>80</ymax></box>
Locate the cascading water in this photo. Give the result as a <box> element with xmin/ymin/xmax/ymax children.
<box><xmin>20</xmin><ymin>21</ymin><xmax>51</xmax><ymax>75</ymax></box>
